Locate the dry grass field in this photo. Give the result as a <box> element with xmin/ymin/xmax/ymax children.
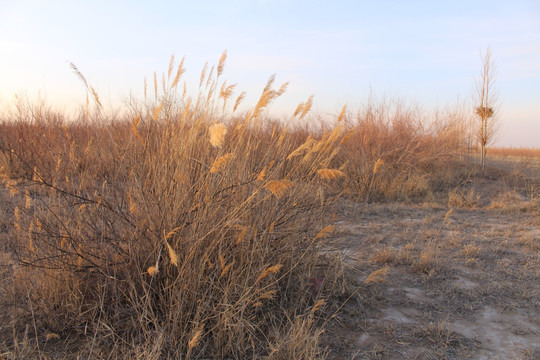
<box><xmin>0</xmin><ymin>55</ymin><xmax>538</xmax><ymax>359</ymax></box>
<box><xmin>324</xmin><ymin>162</ymin><xmax>540</xmax><ymax>359</ymax></box>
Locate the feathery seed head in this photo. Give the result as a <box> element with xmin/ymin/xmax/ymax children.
<box><xmin>147</xmin><ymin>265</ymin><xmax>158</xmax><ymax>276</ymax></box>
<box><xmin>337</xmin><ymin>104</ymin><xmax>347</xmax><ymax>122</ymax></box>
<box><xmin>171</xmin><ymin>56</ymin><xmax>185</xmax><ymax>89</ymax></box>
<box><xmin>167</xmin><ymin>54</ymin><xmax>175</xmax><ymax>80</ymax></box>
<box><xmin>217</xmin><ymin>50</ymin><xmax>227</xmax><ymax>77</ymax></box>
<box><xmin>263</xmin><ymin>180</ymin><xmax>294</xmax><ymax>198</ymax></box>
<box><xmin>373</xmin><ymin>158</ymin><xmax>384</xmax><ymax>175</ymax></box>
<box><xmin>299</xmin><ymin>95</ymin><xmax>314</xmax><ymax>119</ymax></box>
<box><xmin>365</xmin><ymin>266</ymin><xmax>389</xmax><ymax>284</ymax></box>
<box><xmin>46</xmin><ymin>333</ymin><xmax>61</xmax><ymax>341</ymax></box>
<box><xmin>209</xmin><ymin>123</ymin><xmax>228</xmax><ymax>148</ymax></box>
<box><xmin>443</xmin><ymin>208</ymin><xmax>454</xmax><ymax>225</ymax></box>
<box><xmin>166</xmin><ymin>240</ymin><xmax>179</xmax><ymax>267</ymax></box>
<box><xmin>233</xmin><ymin>91</ymin><xmax>246</xmax><ymax>112</ymax></box>
<box><xmin>314</xmin><ymin>225</ymin><xmax>335</xmax><ymax>240</ymax></box>
<box><xmin>210</xmin><ymin>153</ymin><xmax>233</xmax><ymax>173</ymax></box>
<box><xmin>317</xmin><ymin>169</ymin><xmax>345</xmax><ymax>180</ymax></box>
<box><xmin>188</xmin><ymin>326</ymin><xmax>203</xmax><ymax>349</ymax></box>
<box><xmin>256</xmin><ymin>167</ymin><xmax>266</xmax><ymax>181</ymax></box>
<box><xmin>257</xmin><ymin>264</ymin><xmax>283</xmax><ymax>282</ymax></box>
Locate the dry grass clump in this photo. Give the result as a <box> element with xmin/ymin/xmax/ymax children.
<box><xmin>448</xmin><ymin>187</ymin><xmax>481</xmax><ymax>208</ymax></box>
<box><xmin>487</xmin><ymin>191</ymin><xmax>523</xmax><ymax>209</ymax></box>
<box><xmin>461</xmin><ymin>244</ymin><xmax>481</xmax><ymax>262</ymax></box>
<box><xmin>338</xmin><ymin>97</ymin><xmax>468</xmax><ymax>202</ymax></box>
<box><xmin>0</xmin><ymin>53</ymin><xmax>476</xmax><ymax>358</ymax></box>
<box><xmin>0</xmin><ymin>55</ymin><xmax>348</xmax><ymax>359</ymax></box>
<box><xmin>517</xmin><ymin>236</ymin><xmax>539</xmax><ymax>251</ymax></box>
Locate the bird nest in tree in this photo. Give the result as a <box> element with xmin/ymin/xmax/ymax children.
<box><xmin>476</xmin><ymin>106</ymin><xmax>494</xmax><ymax>118</ymax></box>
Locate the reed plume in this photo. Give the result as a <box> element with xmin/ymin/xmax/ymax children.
<box><xmin>257</xmin><ymin>264</ymin><xmax>283</xmax><ymax>282</ymax></box>
<box><xmin>365</xmin><ymin>266</ymin><xmax>389</xmax><ymax>284</ymax></box>
<box><xmin>263</xmin><ymin>180</ymin><xmax>294</xmax><ymax>198</ymax></box>
<box><xmin>317</xmin><ymin>169</ymin><xmax>344</xmax><ymax>180</ymax></box>
<box><xmin>210</xmin><ymin>153</ymin><xmax>233</xmax><ymax>173</ymax></box>
<box><xmin>209</xmin><ymin>123</ymin><xmax>228</xmax><ymax>148</ymax></box>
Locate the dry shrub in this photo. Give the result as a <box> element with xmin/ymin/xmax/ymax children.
<box><xmin>371</xmin><ymin>247</ymin><xmax>397</xmax><ymax>264</ymax></box>
<box><xmin>461</xmin><ymin>244</ymin><xmax>481</xmax><ymax>261</ymax></box>
<box><xmin>268</xmin><ymin>312</ymin><xmax>326</xmax><ymax>360</ymax></box>
<box><xmin>448</xmin><ymin>187</ymin><xmax>481</xmax><ymax>208</ymax></box>
<box><xmin>0</xmin><ymin>53</ymin><xmax>476</xmax><ymax>358</ymax></box>
<box><xmin>370</xmin><ymin>243</ymin><xmax>417</xmax><ymax>268</ymax></box>
<box><xmin>339</xmin><ymin>97</ymin><xmax>467</xmax><ymax>202</ymax></box>
<box><xmin>414</xmin><ymin>247</ymin><xmax>440</xmax><ymax>275</ymax></box>
<box><xmin>1</xmin><ymin>55</ymin><xmax>346</xmax><ymax>359</ymax></box>
<box><xmin>487</xmin><ymin>191</ymin><xmax>525</xmax><ymax>209</ymax></box>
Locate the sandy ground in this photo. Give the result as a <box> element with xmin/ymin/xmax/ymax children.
<box><xmin>324</xmin><ymin>159</ymin><xmax>540</xmax><ymax>359</ymax></box>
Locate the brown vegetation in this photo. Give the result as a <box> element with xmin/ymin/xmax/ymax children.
<box><xmin>488</xmin><ymin>147</ymin><xmax>540</xmax><ymax>159</ymax></box>
<box><xmin>1</xmin><ymin>53</ymin><xmax>533</xmax><ymax>358</ymax></box>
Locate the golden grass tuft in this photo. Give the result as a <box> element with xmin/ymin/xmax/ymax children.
<box><xmin>209</xmin><ymin>123</ymin><xmax>228</xmax><ymax>148</ymax></box>
<box><xmin>462</xmin><ymin>244</ymin><xmax>481</xmax><ymax>260</ymax></box>
<box><xmin>314</xmin><ymin>225</ymin><xmax>335</xmax><ymax>240</ymax></box>
<box><xmin>287</xmin><ymin>136</ymin><xmax>315</xmax><ymax>160</ymax></box>
<box><xmin>217</xmin><ymin>50</ymin><xmax>227</xmax><ymax>77</ymax></box>
<box><xmin>443</xmin><ymin>208</ymin><xmax>454</xmax><ymax>225</ymax></box>
<box><xmin>171</xmin><ymin>56</ymin><xmax>185</xmax><ymax>89</ymax></box>
<box><xmin>311</xmin><ymin>299</ymin><xmax>325</xmax><ymax>313</ymax></box>
<box><xmin>235</xmin><ymin>225</ymin><xmax>249</xmax><ymax>244</ymax></box>
<box><xmin>256</xmin><ymin>166</ymin><xmax>266</xmax><ymax>181</ymax></box>
<box><xmin>0</xmin><ymin>52</ymin><xmax>475</xmax><ymax>358</ymax></box>
<box><xmin>147</xmin><ymin>265</ymin><xmax>158</xmax><ymax>277</ymax></box>
<box><xmin>257</xmin><ymin>264</ymin><xmax>283</xmax><ymax>282</ymax></box>
<box><xmin>300</xmin><ymin>95</ymin><xmax>314</xmax><ymax>119</ymax></box>
<box><xmin>166</xmin><ymin>240</ymin><xmax>179</xmax><ymax>267</ymax></box>
<box><xmin>220</xmin><ymin>263</ymin><xmax>233</xmax><ymax>278</ymax></box>
<box><xmin>337</xmin><ymin>104</ymin><xmax>347</xmax><ymax>122</ymax></box>
<box><xmin>132</xmin><ymin>116</ymin><xmax>144</xmax><ymax>145</ymax></box>
<box><xmin>252</xmin><ymin>90</ymin><xmax>275</xmax><ymax>119</ymax></box>
<box><xmin>294</xmin><ymin>95</ymin><xmax>314</xmax><ymax>119</ymax></box>
<box><xmin>263</xmin><ymin>180</ymin><xmax>294</xmax><ymax>198</ymax></box>
<box><xmin>152</xmin><ymin>101</ymin><xmax>164</xmax><ymax>121</ymax></box>
<box><xmin>317</xmin><ymin>168</ymin><xmax>345</xmax><ymax>180</ymax></box>
<box><xmin>209</xmin><ymin>152</ymin><xmax>233</xmax><ymax>173</ymax></box>
<box><xmin>45</xmin><ymin>333</ymin><xmax>60</xmax><ymax>341</ymax></box>
<box><xmin>372</xmin><ymin>158</ymin><xmax>384</xmax><ymax>175</ymax></box>
<box><xmin>257</xmin><ymin>290</ymin><xmax>277</xmax><ymax>300</ymax></box>
<box><xmin>233</xmin><ymin>91</ymin><xmax>246</xmax><ymax>112</ymax></box>
<box><xmin>90</xmin><ymin>87</ymin><xmax>102</xmax><ymax>108</ymax></box>
<box><xmin>188</xmin><ymin>325</ymin><xmax>204</xmax><ymax>350</ymax></box>
<box><xmin>293</xmin><ymin>103</ymin><xmax>304</xmax><ymax>117</ymax></box>
<box><xmin>364</xmin><ymin>266</ymin><xmax>389</xmax><ymax>284</ymax></box>
<box><xmin>168</xmin><ymin>54</ymin><xmax>175</xmax><ymax>79</ymax></box>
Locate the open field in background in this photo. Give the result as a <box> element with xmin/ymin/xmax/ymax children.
<box><xmin>486</xmin><ymin>155</ymin><xmax>540</xmax><ymax>185</ymax></box>
<box><xmin>0</xmin><ymin>55</ymin><xmax>538</xmax><ymax>359</ymax></box>
<box><xmin>489</xmin><ymin>147</ymin><xmax>540</xmax><ymax>160</ymax></box>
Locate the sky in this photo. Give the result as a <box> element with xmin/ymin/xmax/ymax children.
<box><xmin>0</xmin><ymin>0</ymin><xmax>539</xmax><ymax>146</ymax></box>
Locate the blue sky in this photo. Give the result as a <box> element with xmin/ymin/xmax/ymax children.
<box><xmin>1</xmin><ymin>0</ymin><xmax>539</xmax><ymax>146</ymax></box>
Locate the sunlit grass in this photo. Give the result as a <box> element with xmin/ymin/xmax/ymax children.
<box><xmin>0</xmin><ymin>53</ymin><xmax>473</xmax><ymax>358</ymax></box>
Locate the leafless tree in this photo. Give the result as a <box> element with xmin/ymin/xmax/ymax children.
<box><xmin>474</xmin><ymin>47</ymin><xmax>499</xmax><ymax>174</ymax></box>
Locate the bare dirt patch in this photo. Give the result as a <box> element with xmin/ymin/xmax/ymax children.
<box><xmin>324</xmin><ymin>166</ymin><xmax>540</xmax><ymax>359</ymax></box>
